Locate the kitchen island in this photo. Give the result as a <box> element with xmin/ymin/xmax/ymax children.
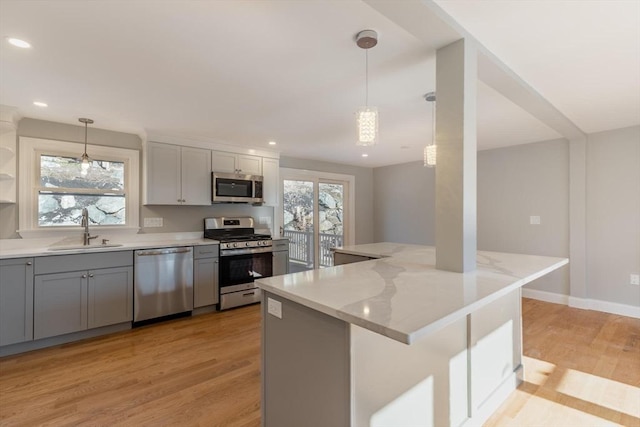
<box><xmin>256</xmin><ymin>243</ymin><xmax>568</xmax><ymax>427</ymax></box>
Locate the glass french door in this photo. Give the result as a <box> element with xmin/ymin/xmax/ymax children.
<box><xmin>280</xmin><ymin>170</ymin><xmax>351</xmax><ymax>272</ymax></box>
<box><xmin>283</xmin><ymin>179</ymin><xmax>315</xmax><ymax>272</ymax></box>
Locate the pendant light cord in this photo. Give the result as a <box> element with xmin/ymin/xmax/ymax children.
<box><xmin>84</xmin><ymin>122</ymin><xmax>88</xmax><ymax>154</ymax></box>
<box><xmin>431</xmin><ymin>99</ymin><xmax>435</xmax><ymax>145</ymax></box>
<box><xmin>365</xmin><ymin>49</ymin><xmax>369</xmax><ymax>107</ymax></box>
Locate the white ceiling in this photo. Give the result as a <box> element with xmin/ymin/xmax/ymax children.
<box><xmin>0</xmin><ymin>0</ymin><xmax>637</xmax><ymax>167</ymax></box>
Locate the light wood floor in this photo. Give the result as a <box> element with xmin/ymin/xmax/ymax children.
<box><xmin>1</xmin><ymin>299</ymin><xmax>638</xmax><ymax>426</ymax></box>
<box><xmin>485</xmin><ymin>299</ymin><xmax>640</xmax><ymax>427</ymax></box>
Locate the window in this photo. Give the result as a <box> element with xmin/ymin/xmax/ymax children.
<box><xmin>39</xmin><ymin>155</ymin><xmax>126</xmax><ymax>226</ymax></box>
<box><xmin>19</xmin><ymin>137</ymin><xmax>139</xmax><ymax>237</ymax></box>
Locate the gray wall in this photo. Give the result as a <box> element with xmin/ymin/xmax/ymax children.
<box><xmin>586</xmin><ymin>126</ymin><xmax>640</xmax><ymax>305</ymax></box>
<box><xmin>140</xmin><ymin>204</ymin><xmax>274</xmax><ymax>233</ymax></box>
<box><xmin>372</xmin><ymin>139</ymin><xmax>570</xmax><ymax>294</ymax></box>
<box><xmin>373</xmin><ymin>161</ymin><xmax>435</xmax><ymax>244</ymax></box>
<box><xmin>477</xmin><ymin>139</ymin><xmax>570</xmax><ymax>294</ymax></box>
<box><xmin>279</xmin><ymin>156</ymin><xmax>374</xmax><ymax>244</ymax></box>
<box><xmin>372</xmin><ymin>128</ymin><xmax>640</xmax><ymax>307</ymax></box>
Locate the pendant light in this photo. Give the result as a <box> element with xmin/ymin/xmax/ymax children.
<box><xmin>355</xmin><ymin>30</ymin><xmax>378</xmax><ymax>146</ymax></box>
<box><xmin>78</xmin><ymin>117</ymin><xmax>94</xmax><ymax>175</ymax></box>
<box><xmin>423</xmin><ymin>92</ymin><xmax>436</xmax><ymax>167</ymax></box>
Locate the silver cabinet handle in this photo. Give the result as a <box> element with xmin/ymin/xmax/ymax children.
<box><xmin>137</xmin><ymin>247</ymin><xmax>192</xmax><ymax>256</ymax></box>
<box><xmin>89</xmin><ymin>273</ymin><xmax>94</xmax><ymax>278</ymax></box>
<box><xmin>82</xmin><ymin>274</ymin><xmax>87</xmax><ymax>278</ymax></box>
<box><xmin>26</xmin><ymin>261</ymin><xmax>32</xmax><ymax>266</ymax></box>
<box><xmin>214</xmin><ymin>259</ymin><xmax>219</xmax><ymax>263</ymax></box>
<box><xmin>242</xmin><ymin>291</ymin><xmax>256</xmax><ymax>297</ymax></box>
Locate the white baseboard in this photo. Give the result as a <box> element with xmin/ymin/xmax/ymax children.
<box><xmin>522</xmin><ymin>288</ymin><xmax>639</xmax><ymax>319</ymax></box>
<box><xmin>568</xmin><ymin>296</ymin><xmax>640</xmax><ymax>318</ymax></box>
<box><xmin>522</xmin><ymin>288</ymin><xmax>569</xmax><ymax>305</ymax></box>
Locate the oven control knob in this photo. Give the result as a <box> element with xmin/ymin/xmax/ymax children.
<box><xmin>245</xmin><ymin>242</ymin><xmax>251</xmax><ymax>247</ymax></box>
<box><xmin>232</xmin><ymin>243</ymin><xmax>238</xmax><ymax>248</ymax></box>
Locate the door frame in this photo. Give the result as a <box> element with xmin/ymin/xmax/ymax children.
<box><xmin>279</xmin><ymin>168</ymin><xmax>355</xmax><ymax>268</ymax></box>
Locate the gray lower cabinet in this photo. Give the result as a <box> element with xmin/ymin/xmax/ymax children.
<box><xmin>88</xmin><ymin>266</ymin><xmax>133</xmax><ymax>329</ymax></box>
<box><xmin>193</xmin><ymin>245</ymin><xmax>219</xmax><ymax>308</ymax></box>
<box><xmin>34</xmin><ymin>271</ymin><xmax>88</xmax><ymax>339</ymax></box>
<box><xmin>0</xmin><ymin>258</ymin><xmax>34</xmax><ymax>346</ymax></box>
<box><xmin>34</xmin><ymin>266</ymin><xmax>134</xmax><ymax>340</ymax></box>
<box><xmin>33</xmin><ymin>251</ymin><xmax>134</xmax><ymax>340</ymax></box>
<box><xmin>272</xmin><ymin>239</ymin><xmax>289</xmax><ymax>276</ymax></box>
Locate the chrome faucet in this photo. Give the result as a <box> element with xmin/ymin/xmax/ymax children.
<box><xmin>81</xmin><ymin>208</ymin><xmax>99</xmax><ymax>245</ymax></box>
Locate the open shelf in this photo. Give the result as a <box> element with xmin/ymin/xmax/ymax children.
<box><xmin>0</xmin><ymin>198</ymin><xmax>16</xmax><ymax>204</ymax></box>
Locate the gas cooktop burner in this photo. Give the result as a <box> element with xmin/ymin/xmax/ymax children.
<box><xmin>218</xmin><ymin>234</ymin><xmax>271</xmax><ymax>242</ymax></box>
<box><xmin>203</xmin><ymin>217</ymin><xmax>272</xmax><ymax>251</ymax></box>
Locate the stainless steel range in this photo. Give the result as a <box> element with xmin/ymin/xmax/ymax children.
<box><xmin>204</xmin><ymin>217</ymin><xmax>272</xmax><ymax>310</ymax></box>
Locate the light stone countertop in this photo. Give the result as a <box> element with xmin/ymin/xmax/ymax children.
<box><xmin>256</xmin><ymin>242</ymin><xmax>568</xmax><ymax>345</ymax></box>
<box><xmin>0</xmin><ymin>232</ymin><xmax>220</xmax><ymax>259</ymax></box>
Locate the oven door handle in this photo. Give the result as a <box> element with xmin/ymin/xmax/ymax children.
<box><xmin>220</xmin><ymin>246</ymin><xmax>273</xmax><ymax>256</ymax></box>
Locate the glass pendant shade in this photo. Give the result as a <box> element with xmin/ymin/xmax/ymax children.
<box><xmin>356</xmin><ymin>106</ymin><xmax>378</xmax><ymax>146</ymax></box>
<box><xmin>80</xmin><ymin>152</ymin><xmax>91</xmax><ymax>175</ymax></box>
<box><xmin>424</xmin><ymin>144</ymin><xmax>436</xmax><ymax>167</ymax></box>
<box><xmin>423</xmin><ymin>91</ymin><xmax>436</xmax><ymax>167</ymax></box>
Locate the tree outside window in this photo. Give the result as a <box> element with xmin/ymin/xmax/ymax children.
<box><xmin>38</xmin><ymin>154</ymin><xmax>126</xmax><ymax>226</ymax></box>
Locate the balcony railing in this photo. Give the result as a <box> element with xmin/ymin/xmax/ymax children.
<box><xmin>283</xmin><ymin>230</ymin><xmax>343</xmax><ymax>268</ymax></box>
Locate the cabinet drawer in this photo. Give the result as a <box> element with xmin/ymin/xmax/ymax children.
<box><xmin>194</xmin><ymin>245</ymin><xmax>219</xmax><ymax>259</ymax></box>
<box><xmin>35</xmin><ymin>251</ymin><xmax>133</xmax><ymax>275</ymax></box>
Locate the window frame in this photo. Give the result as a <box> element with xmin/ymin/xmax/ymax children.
<box><xmin>18</xmin><ymin>137</ymin><xmax>139</xmax><ymax>238</ymax></box>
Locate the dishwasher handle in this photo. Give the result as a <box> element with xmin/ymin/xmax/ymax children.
<box><xmin>136</xmin><ymin>247</ymin><xmax>192</xmax><ymax>256</ymax></box>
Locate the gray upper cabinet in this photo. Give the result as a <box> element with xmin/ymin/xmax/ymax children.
<box><xmin>33</xmin><ymin>251</ymin><xmax>134</xmax><ymax>340</ymax></box>
<box><xmin>0</xmin><ymin>258</ymin><xmax>34</xmax><ymax>346</ymax></box>
<box><xmin>144</xmin><ymin>142</ymin><xmax>211</xmax><ymax>205</ymax></box>
<box><xmin>211</xmin><ymin>150</ymin><xmax>262</xmax><ymax>175</ymax></box>
<box><xmin>193</xmin><ymin>245</ymin><xmax>219</xmax><ymax>308</ymax></box>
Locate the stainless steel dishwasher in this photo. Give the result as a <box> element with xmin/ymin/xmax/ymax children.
<box><xmin>134</xmin><ymin>247</ymin><xmax>194</xmax><ymax>323</ymax></box>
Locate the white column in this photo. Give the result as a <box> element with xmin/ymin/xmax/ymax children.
<box><xmin>435</xmin><ymin>38</ymin><xmax>478</xmax><ymax>273</ymax></box>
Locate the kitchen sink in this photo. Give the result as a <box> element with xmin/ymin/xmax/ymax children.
<box><xmin>47</xmin><ymin>243</ymin><xmax>124</xmax><ymax>251</ymax></box>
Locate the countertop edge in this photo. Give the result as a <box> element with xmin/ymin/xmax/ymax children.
<box><xmin>0</xmin><ymin>239</ymin><xmax>220</xmax><ymax>259</ymax></box>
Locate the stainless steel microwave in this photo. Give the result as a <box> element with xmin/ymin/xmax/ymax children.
<box><xmin>211</xmin><ymin>172</ymin><xmax>263</xmax><ymax>204</ymax></box>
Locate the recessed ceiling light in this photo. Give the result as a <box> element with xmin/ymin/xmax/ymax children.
<box><xmin>268</xmin><ymin>141</ymin><xmax>277</xmax><ymax>145</ymax></box>
<box><xmin>33</xmin><ymin>101</ymin><xmax>48</xmax><ymax>107</ymax></box>
<box><xmin>362</xmin><ymin>154</ymin><xmax>369</xmax><ymax>158</ymax></box>
<box><xmin>7</xmin><ymin>37</ymin><xmax>31</xmax><ymax>48</ymax></box>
